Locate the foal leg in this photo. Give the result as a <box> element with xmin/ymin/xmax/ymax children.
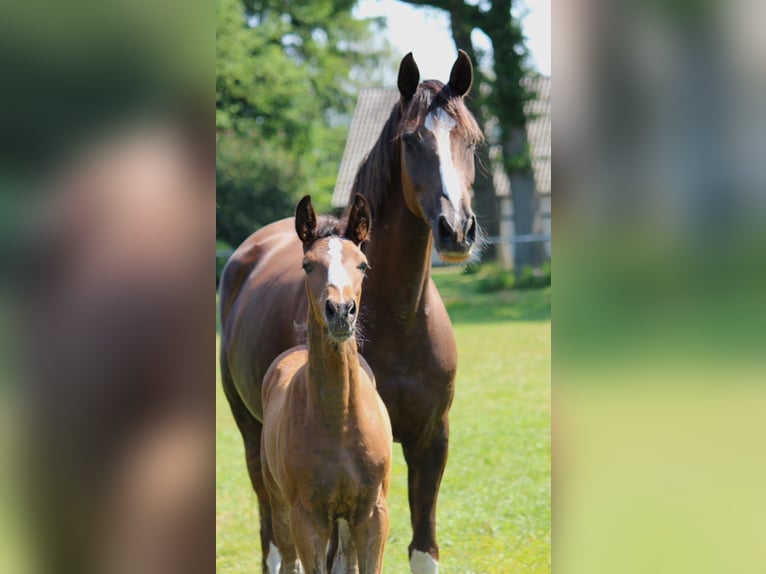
<box><xmin>402</xmin><ymin>420</ymin><xmax>449</xmax><ymax>574</ymax></box>
<box><xmin>291</xmin><ymin>505</ymin><xmax>331</xmax><ymax>574</ymax></box>
<box><xmin>352</xmin><ymin>501</ymin><xmax>389</xmax><ymax>574</ymax></box>
<box><xmin>269</xmin><ymin>501</ymin><xmax>302</xmax><ymax>574</ymax></box>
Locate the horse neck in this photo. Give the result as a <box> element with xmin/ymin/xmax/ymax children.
<box><xmin>366</xmin><ymin>185</ymin><xmax>433</xmax><ymax>322</ymax></box>
<box><xmin>306</xmin><ymin>311</ymin><xmax>362</xmax><ymax>431</ymax></box>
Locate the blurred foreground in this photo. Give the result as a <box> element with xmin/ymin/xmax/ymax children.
<box><xmin>0</xmin><ymin>1</ymin><xmax>213</xmax><ymax>573</ymax></box>
<box><xmin>554</xmin><ymin>0</ymin><xmax>766</xmax><ymax>571</ymax></box>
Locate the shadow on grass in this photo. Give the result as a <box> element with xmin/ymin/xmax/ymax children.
<box><xmin>432</xmin><ymin>266</ymin><xmax>551</xmax><ymax>324</ymax></box>
<box><xmin>441</xmin><ymin>287</ymin><xmax>551</xmax><ymax>324</ymax></box>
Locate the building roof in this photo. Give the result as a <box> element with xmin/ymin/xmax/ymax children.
<box><xmin>492</xmin><ymin>75</ymin><xmax>551</xmax><ymax>198</ymax></box>
<box><xmin>331</xmin><ymin>76</ymin><xmax>551</xmax><ymax>208</ymax></box>
<box><xmin>332</xmin><ymin>88</ymin><xmax>399</xmax><ymax>209</ymax></box>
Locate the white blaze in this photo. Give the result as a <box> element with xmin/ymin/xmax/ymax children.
<box><xmin>425</xmin><ymin>108</ymin><xmax>462</xmax><ymax>213</ymax></box>
<box><xmin>266</xmin><ymin>542</ymin><xmax>282</xmax><ymax>574</ymax></box>
<box><xmin>410</xmin><ymin>549</ymin><xmax>439</xmax><ymax>574</ymax></box>
<box><xmin>327</xmin><ymin>238</ymin><xmax>351</xmax><ymax>302</ymax></box>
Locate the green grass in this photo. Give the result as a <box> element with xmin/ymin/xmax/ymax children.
<box><xmin>216</xmin><ymin>265</ymin><xmax>551</xmax><ymax>573</ymax></box>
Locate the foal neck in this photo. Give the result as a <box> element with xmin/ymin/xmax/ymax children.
<box><xmin>306</xmin><ymin>312</ymin><xmax>363</xmax><ymax>430</ymax></box>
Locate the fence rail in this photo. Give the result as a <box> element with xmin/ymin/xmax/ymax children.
<box><xmin>484</xmin><ymin>234</ymin><xmax>550</xmax><ymax>245</ymax></box>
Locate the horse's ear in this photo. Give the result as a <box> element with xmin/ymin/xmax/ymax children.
<box><xmin>295</xmin><ymin>195</ymin><xmax>317</xmax><ymax>247</ymax></box>
<box><xmin>448</xmin><ymin>49</ymin><xmax>473</xmax><ymax>97</ymax></box>
<box><xmin>345</xmin><ymin>194</ymin><xmax>371</xmax><ymax>246</ymax></box>
<box><xmin>398</xmin><ymin>52</ymin><xmax>420</xmax><ymax>100</ymax></box>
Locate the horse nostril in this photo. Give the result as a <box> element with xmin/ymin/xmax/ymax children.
<box><xmin>347</xmin><ymin>300</ymin><xmax>356</xmax><ymax>317</ymax></box>
<box><xmin>465</xmin><ymin>215</ymin><xmax>477</xmax><ymax>244</ymax></box>
<box><xmin>325</xmin><ymin>300</ymin><xmax>337</xmax><ymax>320</ymax></box>
<box><xmin>437</xmin><ymin>215</ymin><xmax>455</xmax><ymax>244</ymax></box>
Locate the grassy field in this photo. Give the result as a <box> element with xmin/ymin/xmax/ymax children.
<box><xmin>216</xmin><ymin>265</ymin><xmax>551</xmax><ymax>573</ymax></box>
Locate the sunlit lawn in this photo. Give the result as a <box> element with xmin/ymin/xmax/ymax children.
<box><xmin>216</xmin><ymin>265</ymin><xmax>550</xmax><ymax>573</ymax></box>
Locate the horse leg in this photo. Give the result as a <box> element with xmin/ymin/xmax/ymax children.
<box><xmin>352</xmin><ymin>502</ymin><xmax>389</xmax><ymax>574</ymax></box>
<box><xmin>402</xmin><ymin>420</ymin><xmax>449</xmax><ymax>574</ymax></box>
<box><xmin>220</xmin><ymin>358</ymin><xmax>274</xmax><ymax>573</ymax></box>
<box><xmin>291</xmin><ymin>505</ymin><xmax>331</xmax><ymax>574</ymax></box>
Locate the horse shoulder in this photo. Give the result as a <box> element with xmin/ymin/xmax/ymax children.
<box><xmin>425</xmin><ymin>278</ymin><xmax>458</xmax><ymax>367</ymax></box>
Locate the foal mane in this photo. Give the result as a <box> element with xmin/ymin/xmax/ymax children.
<box><xmin>348</xmin><ymin>80</ymin><xmax>484</xmax><ymax>218</ymax></box>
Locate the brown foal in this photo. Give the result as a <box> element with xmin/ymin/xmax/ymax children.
<box><xmin>260</xmin><ymin>195</ymin><xmax>393</xmax><ymax>574</ymax></box>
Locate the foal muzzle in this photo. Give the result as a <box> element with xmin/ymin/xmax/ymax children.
<box><xmin>325</xmin><ymin>299</ymin><xmax>358</xmax><ymax>341</ymax></box>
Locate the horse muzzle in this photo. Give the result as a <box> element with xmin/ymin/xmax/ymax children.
<box><xmin>433</xmin><ymin>213</ymin><xmax>477</xmax><ymax>262</ymax></box>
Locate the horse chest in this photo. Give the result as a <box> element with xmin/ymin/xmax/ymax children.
<box><xmin>287</xmin><ymin>442</ymin><xmax>385</xmax><ymax>517</ymax></box>
<box><xmin>364</xmin><ymin>325</ymin><xmax>456</xmax><ymax>386</ymax></box>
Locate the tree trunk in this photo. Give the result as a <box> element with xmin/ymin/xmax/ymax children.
<box><xmin>485</xmin><ymin>0</ymin><xmax>546</xmax><ymax>272</ymax></box>
<box><xmin>504</xmin><ymin>127</ymin><xmax>546</xmax><ymax>271</ymax></box>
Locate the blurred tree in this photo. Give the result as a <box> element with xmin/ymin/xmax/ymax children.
<box><xmin>216</xmin><ymin>0</ymin><xmax>388</xmax><ymax>246</ymax></box>
<box><xmin>402</xmin><ymin>0</ymin><xmax>547</xmax><ymax>270</ymax></box>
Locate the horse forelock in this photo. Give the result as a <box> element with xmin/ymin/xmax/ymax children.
<box><xmin>300</xmin><ymin>215</ymin><xmax>345</xmax><ymax>253</ymax></box>
<box><xmin>348</xmin><ymin>80</ymin><xmax>483</xmax><ymax>218</ymax></box>
<box><xmin>401</xmin><ymin>80</ymin><xmax>484</xmax><ymax>144</ymax></box>
<box><xmin>315</xmin><ymin>216</ymin><xmax>345</xmax><ymax>240</ymax></box>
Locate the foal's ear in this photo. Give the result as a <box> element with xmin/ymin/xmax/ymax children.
<box><xmin>448</xmin><ymin>49</ymin><xmax>473</xmax><ymax>97</ymax></box>
<box><xmin>398</xmin><ymin>52</ymin><xmax>420</xmax><ymax>101</ymax></box>
<box><xmin>345</xmin><ymin>194</ymin><xmax>371</xmax><ymax>246</ymax></box>
<box><xmin>295</xmin><ymin>195</ymin><xmax>317</xmax><ymax>247</ymax></box>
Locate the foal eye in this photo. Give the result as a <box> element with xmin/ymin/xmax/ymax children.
<box><xmin>357</xmin><ymin>262</ymin><xmax>369</xmax><ymax>273</ymax></box>
<box><xmin>302</xmin><ymin>262</ymin><xmax>313</xmax><ymax>273</ymax></box>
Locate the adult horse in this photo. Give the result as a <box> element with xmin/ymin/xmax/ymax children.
<box><xmin>220</xmin><ymin>51</ymin><xmax>483</xmax><ymax>573</ymax></box>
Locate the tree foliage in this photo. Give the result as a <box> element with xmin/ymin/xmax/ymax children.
<box><xmin>216</xmin><ymin>0</ymin><xmax>388</xmax><ymax>246</ymax></box>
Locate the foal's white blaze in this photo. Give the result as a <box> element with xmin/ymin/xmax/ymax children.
<box><xmin>327</xmin><ymin>237</ymin><xmax>351</xmax><ymax>302</ymax></box>
<box><xmin>266</xmin><ymin>542</ymin><xmax>282</xmax><ymax>574</ymax></box>
<box><xmin>410</xmin><ymin>549</ymin><xmax>439</xmax><ymax>574</ymax></box>
<box><xmin>425</xmin><ymin>107</ymin><xmax>462</xmax><ymax>213</ymax></box>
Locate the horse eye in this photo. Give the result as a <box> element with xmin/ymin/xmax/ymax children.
<box><xmin>357</xmin><ymin>262</ymin><xmax>369</xmax><ymax>273</ymax></box>
<box><xmin>402</xmin><ymin>132</ymin><xmax>416</xmax><ymax>148</ymax></box>
<box><xmin>302</xmin><ymin>262</ymin><xmax>313</xmax><ymax>273</ymax></box>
